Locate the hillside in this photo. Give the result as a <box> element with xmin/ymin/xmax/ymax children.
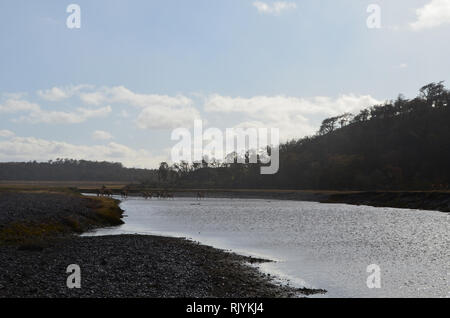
<box><xmin>170</xmin><ymin>82</ymin><xmax>450</xmax><ymax>190</ymax></box>
<box><xmin>2</xmin><ymin>82</ymin><xmax>449</xmax><ymax>191</ymax></box>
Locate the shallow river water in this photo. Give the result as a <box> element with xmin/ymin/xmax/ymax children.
<box><xmin>85</xmin><ymin>196</ymin><xmax>449</xmax><ymax>298</ymax></box>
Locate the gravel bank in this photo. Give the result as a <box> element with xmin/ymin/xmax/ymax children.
<box><xmin>0</xmin><ymin>234</ymin><xmax>320</xmax><ymax>298</ymax></box>
<box><xmin>0</xmin><ymin>191</ymin><xmax>123</xmax><ymax>244</ymax></box>
<box><xmin>0</xmin><ymin>192</ymin><xmax>96</xmax><ymax>225</ymax></box>
<box><xmin>0</xmin><ymin>191</ymin><xmax>324</xmax><ymax>297</ymax></box>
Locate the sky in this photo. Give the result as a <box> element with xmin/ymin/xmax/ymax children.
<box><xmin>0</xmin><ymin>0</ymin><xmax>449</xmax><ymax>168</ymax></box>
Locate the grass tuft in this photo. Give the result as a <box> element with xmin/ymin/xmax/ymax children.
<box><xmin>86</xmin><ymin>196</ymin><xmax>124</xmax><ymax>226</ymax></box>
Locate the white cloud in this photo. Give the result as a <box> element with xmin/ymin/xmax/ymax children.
<box><xmin>136</xmin><ymin>105</ymin><xmax>201</xmax><ymax>130</ymax></box>
<box><xmin>92</xmin><ymin>130</ymin><xmax>113</xmax><ymax>141</ymax></box>
<box><xmin>76</xmin><ymin>106</ymin><xmax>112</xmax><ymax>120</ymax></box>
<box><xmin>204</xmin><ymin>94</ymin><xmax>381</xmax><ymax>139</ymax></box>
<box><xmin>120</xmin><ymin>110</ymin><xmax>130</xmax><ymax>118</ymax></box>
<box><xmin>78</xmin><ymin>91</ymin><xmax>105</xmax><ymax>105</ymax></box>
<box><xmin>253</xmin><ymin>1</ymin><xmax>297</xmax><ymax>15</ymax></box>
<box><xmin>79</xmin><ymin>86</ymin><xmax>192</xmax><ymax>108</ymax></box>
<box><xmin>1</xmin><ymin>94</ymin><xmax>112</xmax><ymax>124</ymax></box>
<box><xmin>0</xmin><ymin>99</ymin><xmax>40</xmax><ymax>113</ymax></box>
<box><xmin>410</xmin><ymin>0</ymin><xmax>450</xmax><ymax>30</ymax></box>
<box><xmin>0</xmin><ymin>136</ymin><xmax>165</xmax><ymax>168</ymax></box>
<box><xmin>6</xmin><ymin>85</ymin><xmax>201</xmax><ymax>130</ymax></box>
<box><xmin>37</xmin><ymin>87</ymin><xmax>69</xmax><ymax>101</ymax></box>
<box><xmin>0</xmin><ymin>130</ymin><xmax>14</xmax><ymax>138</ymax></box>
<box><xmin>2</xmin><ymin>92</ymin><xmax>27</xmax><ymax>100</ymax></box>
<box><xmin>77</xmin><ymin>86</ymin><xmax>197</xmax><ymax>130</ymax></box>
<box><xmin>205</xmin><ymin>94</ymin><xmax>380</xmax><ymax>116</ymax></box>
<box><xmin>37</xmin><ymin>85</ymin><xmax>91</xmax><ymax>102</ymax></box>
<box><xmin>14</xmin><ymin>105</ymin><xmax>112</xmax><ymax>124</ymax></box>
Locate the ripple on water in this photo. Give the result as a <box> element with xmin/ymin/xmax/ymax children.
<box><xmin>85</xmin><ymin>197</ymin><xmax>449</xmax><ymax>298</ymax></box>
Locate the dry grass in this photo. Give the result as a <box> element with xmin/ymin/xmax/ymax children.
<box><xmin>86</xmin><ymin>196</ymin><xmax>124</xmax><ymax>226</ymax></box>
<box><xmin>0</xmin><ymin>222</ymin><xmax>66</xmax><ymax>245</ymax></box>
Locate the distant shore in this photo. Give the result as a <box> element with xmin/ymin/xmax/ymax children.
<box><xmin>0</xmin><ymin>190</ymin><xmax>323</xmax><ymax>297</ymax></box>
<box><xmin>79</xmin><ymin>186</ymin><xmax>450</xmax><ymax>213</ymax></box>
<box><xmin>191</xmin><ymin>189</ymin><xmax>450</xmax><ymax>213</ymax></box>
<box><xmin>2</xmin><ymin>182</ymin><xmax>449</xmax><ymax>213</ymax></box>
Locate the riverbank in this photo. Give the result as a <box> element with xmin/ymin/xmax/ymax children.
<box><xmin>81</xmin><ymin>188</ymin><xmax>450</xmax><ymax>213</ymax></box>
<box><xmin>0</xmin><ymin>191</ymin><xmax>124</xmax><ymax>245</ymax></box>
<box><xmin>324</xmin><ymin>191</ymin><xmax>450</xmax><ymax>212</ymax></box>
<box><xmin>0</xmin><ymin>234</ymin><xmax>318</xmax><ymax>297</ymax></box>
<box><xmin>5</xmin><ymin>183</ymin><xmax>449</xmax><ymax>213</ymax></box>
<box><xmin>0</xmin><ymin>190</ymin><xmax>323</xmax><ymax>297</ymax></box>
<box><xmin>203</xmin><ymin>190</ymin><xmax>450</xmax><ymax>213</ymax></box>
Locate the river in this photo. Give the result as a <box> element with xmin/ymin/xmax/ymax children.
<box><xmin>84</xmin><ymin>196</ymin><xmax>449</xmax><ymax>298</ymax></box>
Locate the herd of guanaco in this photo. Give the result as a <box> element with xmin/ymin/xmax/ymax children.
<box><xmin>96</xmin><ymin>186</ymin><xmax>206</xmax><ymax>200</ymax></box>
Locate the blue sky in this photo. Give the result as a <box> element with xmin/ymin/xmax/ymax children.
<box><xmin>1</xmin><ymin>0</ymin><xmax>449</xmax><ymax>168</ymax></box>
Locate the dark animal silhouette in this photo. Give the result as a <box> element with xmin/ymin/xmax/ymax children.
<box><xmin>197</xmin><ymin>191</ymin><xmax>205</xmax><ymax>200</ymax></box>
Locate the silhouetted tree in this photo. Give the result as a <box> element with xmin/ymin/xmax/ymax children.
<box><xmin>158</xmin><ymin>162</ymin><xmax>170</xmax><ymax>183</ymax></box>
<box><xmin>156</xmin><ymin>82</ymin><xmax>450</xmax><ymax>191</ymax></box>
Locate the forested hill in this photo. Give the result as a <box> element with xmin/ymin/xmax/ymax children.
<box><xmin>0</xmin><ymin>159</ymin><xmax>157</xmax><ymax>182</ymax></box>
<box><xmin>2</xmin><ymin>82</ymin><xmax>449</xmax><ymax>190</ymax></box>
<box><xmin>168</xmin><ymin>82</ymin><xmax>450</xmax><ymax>190</ymax></box>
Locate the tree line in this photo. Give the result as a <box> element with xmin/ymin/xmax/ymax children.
<box><xmin>2</xmin><ymin>82</ymin><xmax>449</xmax><ymax>190</ymax></box>
<box><xmin>0</xmin><ymin>159</ymin><xmax>157</xmax><ymax>182</ymax></box>
<box><xmin>152</xmin><ymin>82</ymin><xmax>450</xmax><ymax>190</ymax></box>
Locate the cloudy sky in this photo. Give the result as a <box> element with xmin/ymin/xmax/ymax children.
<box><xmin>1</xmin><ymin>0</ymin><xmax>449</xmax><ymax>168</ymax></box>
